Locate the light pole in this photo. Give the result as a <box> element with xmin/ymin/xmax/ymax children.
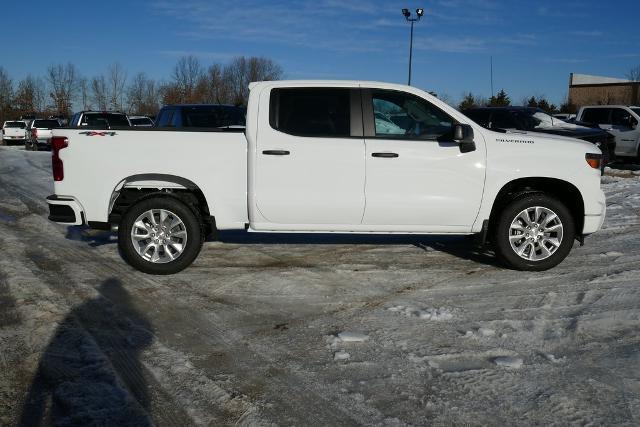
<box><xmin>402</xmin><ymin>8</ymin><xmax>424</xmax><ymax>86</ymax></box>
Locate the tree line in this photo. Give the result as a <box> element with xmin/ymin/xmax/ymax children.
<box><xmin>0</xmin><ymin>55</ymin><xmax>283</xmax><ymax>123</ymax></box>
<box><xmin>457</xmin><ymin>89</ymin><xmax>576</xmax><ymax>114</ymax></box>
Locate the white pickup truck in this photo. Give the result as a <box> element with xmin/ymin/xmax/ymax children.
<box><xmin>576</xmin><ymin>105</ymin><xmax>640</xmax><ymax>159</ymax></box>
<box><xmin>47</xmin><ymin>81</ymin><xmax>606</xmax><ymax>274</ymax></box>
<box><xmin>2</xmin><ymin>120</ymin><xmax>28</xmax><ymax>145</ymax></box>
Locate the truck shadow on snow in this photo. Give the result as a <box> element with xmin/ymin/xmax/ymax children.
<box><xmin>63</xmin><ymin>226</ymin><xmax>500</xmax><ymax>268</ymax></box>
<box><xmin>216</xmin><ymin>231</ymin><xmax>501</xmax><ymax>267</ymax></box>
<box><xmin>19</xmin><ymin>278</ymin><xmax>154</xmax><ymax>426</ymax></box>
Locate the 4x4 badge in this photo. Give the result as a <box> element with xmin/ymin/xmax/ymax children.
<box><xmin>79</xmin><ymin>131</ymin><xmax>117</xmax><ymax>136</ymax></box>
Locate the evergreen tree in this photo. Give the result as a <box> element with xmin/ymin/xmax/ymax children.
<box><xmin>458</xmin><ymin>92</ymin><xmax>477</xmax><ymax>111</ymax></box>
<box><xmin>489</xmin><ymin>89</ymin><xmax>510</xmax><ymax>106</ymax></box>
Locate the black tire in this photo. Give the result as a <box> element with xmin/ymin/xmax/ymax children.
<box><xmin>493</xmin><ymin>193</ymin><xmax>575</xmax><ymax>271</ymax></box>
<box><xmin>118</xmin><ymin>196</ymin><xmax>204</xmax><ymax>274</ymax></box>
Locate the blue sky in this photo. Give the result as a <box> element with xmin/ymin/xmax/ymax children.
<box><xmin>1</xmin><ymin>0</ymin><xmax>639</xmax><ymax>105</ymax></box>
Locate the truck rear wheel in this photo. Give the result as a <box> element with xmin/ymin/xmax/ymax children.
<box><xmin>118</xmin><ymin>197</ymin><xmax>204</xmax><ymax>274</ymax></box>
<box><xmin>493</xmin><ymin>194</ymin><xmax>575</xmax><ymax>271</ymax></box>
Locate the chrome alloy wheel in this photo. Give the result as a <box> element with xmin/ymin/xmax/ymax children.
<box><xmin>508</xmin><ymin>206</ymin><xmax>564</xmax><ymax>261</ymax></box>
<box><xmin>130</xmin><ymin>209</ymin><xmax>188</xmax><ymax>263</ymax></box>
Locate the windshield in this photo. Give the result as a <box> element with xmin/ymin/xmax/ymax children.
<box><xmin>530</xmin><ymin>111</ymin><xmax>557</xmax><ymax>128</ymax></box>
<box><xmin>510</xmin><ymin>110</ymin><xmax>566</xmax><ymax>130</ymax></box>
<box><xmin>632</xmin><ymin>108</ymin><xmax>640</xmax><ymax>117</ymax></box>
<box><xmin>33</xmin><ymin>119</ymin><xmax>60</xmax><ymax>128</ymax></box>
<box><xmin>5</xmin><ymin>121</ymin><xmax>26</xmax><ymax>128</ymax></box>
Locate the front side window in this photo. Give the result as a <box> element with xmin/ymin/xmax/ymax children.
<box><xmin>581</xmin><ymin>108</ymin><xmax>611</xmax><ymax>124</ymax></box>
<box><xmin>371</xmin><ymin>90</ymin><xmax>453</xmax><ymax>140</ymax></box>
<box><xmin>270</xmin><ymin>88</ymin><xmax>351</xmax><ymax>137</ymax></box>
<box><xmin>611</xmin><ymin>108</ymin><xmax>637</xmax><ymax>127</ymax></box>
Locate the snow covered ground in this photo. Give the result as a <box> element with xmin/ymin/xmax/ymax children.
<box><xmin>0</xmin><ymin>145</ymin><xmax>639</xmax><ymax>425</ymax></box>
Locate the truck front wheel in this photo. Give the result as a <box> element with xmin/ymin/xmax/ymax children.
<box><xmin>493</xmin><ymin>194</ymin><xmax>575</xmax><ymax>271</ymax></box>
<box><xmin>118</xmin><ymin>197</ymin><xmax>204</xmax><ymax>274</ymax></box>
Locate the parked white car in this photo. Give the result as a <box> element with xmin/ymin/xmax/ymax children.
<box><xmin>2</xmin><ymin>120</ymin><xmax>28</xmax><ymax>145</ymax></box>
<box><xmin>576</xmin><ymin>105</ymin><xmax>640</xmax><ymax>159</ymax></box>
<box><xmin>47</xmin><ymin>80</ymin><xmax>606</xmax><ymax>274</ymax></box>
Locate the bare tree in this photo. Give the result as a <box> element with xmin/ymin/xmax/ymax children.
<box><xmin>195</xmin><ymin>64</ymin><xmax>232</xmax><ymax>104</ymax></box>
<box><xmin>0</xmin><ymin>67</ymin><xmax>13</xmax><ymax>122</ymax></box>
<box><xmin>223</xmin><ymin>56</ymin><xmax>283</xmax><ymax>105</ymax></box>
<box><xmin>171</xmin><ymin>56</ymin><xmax>203</xmax><ymax>103</ymax></box>
<box><xmin>626</xmin><ymin>65</ymin><xmax>640</xmax><ymax>82</ymax></box>
<box><xmin>14</xmin><ymin>75</ymin><xmax>47</xmax><ymax>115</ymax></box>
<box><xmin>127</xmin><ymin>72</ymin><xmax>161</xmax><ymax>115</ymax></box>
<box><xmin>91</xmin><ymin>75</ymin><xmax>108</xmax><ymax>111</ymax></box>
<box><xmin>47</xmin><ymin>63</ymin><xmax>78</xmax><ymax>116</ymax></box>
<box><xmin>78</xmin><ymin>77</ymin><xmax>92</xmax><ymax>110</ymax></box>
<box><xmin>108</xmin><ymin>63</ymin><xmax>127</xmax><ymax>111</ymax></box>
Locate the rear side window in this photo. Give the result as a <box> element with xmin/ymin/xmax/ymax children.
<box><xmin>270</xmin><ymin>88</ymin><xmax>351</xmax><ymax>137</ymax></box>
<box><xmin>581</xmin><ymin>108</ymin><xmax>611</xmax><ymax>124</ymax></box>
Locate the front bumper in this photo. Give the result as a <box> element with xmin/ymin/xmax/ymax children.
<box><xmin>46</xmin><ymin>195</ymin><xmax>85</xmax><ymax>225</ymax></box>
<box><xmin>582</xmin><ymin>189</ymin><xmax>606</xmax><ymax>235</ymax></box>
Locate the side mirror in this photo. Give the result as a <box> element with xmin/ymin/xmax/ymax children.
<box><xmin>628</xmin><ymin>116</ymin><xmax>637</xmax><ymax>129</ymax></box>
<box><xmin>453</xmin><ymin>123</ymin><xmax>474</xmax><ymax>143</ymax></box>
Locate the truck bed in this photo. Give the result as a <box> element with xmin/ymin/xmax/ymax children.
<box><xmin>52</xmin><ymin>127</ymin><xmax>248</xmax><ymax>229</ymax></box>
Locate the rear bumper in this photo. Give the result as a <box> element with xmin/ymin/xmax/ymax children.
<box><xmin>46</xmin><ymin>195</ymin><xmax>85</xmax><ymax>225</ymax></box>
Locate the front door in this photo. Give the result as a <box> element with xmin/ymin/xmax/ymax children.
<box><xmin>361</xmin><ymin>89</ymin><xmax>485</xmax><ymax>231</ymax></box>
<box><xmin>608</xmin><ymin>108</ymin><xmax>639</xmax><ymax>156</ymax></box>
<box><xmin>254</xmin><ymin>87</ymin><xmax>366</xmax><ymax>227</ymax></box>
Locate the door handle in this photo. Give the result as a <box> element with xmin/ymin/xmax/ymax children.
<box><xmin>262</xmin><ymin>150</ymin><xmax>290</xmax><ymax>156</ymax></box>
<box><xmin>371</xmin><ymin>152</ymin><xmax>399</xmax><ymax>158</ymax></box>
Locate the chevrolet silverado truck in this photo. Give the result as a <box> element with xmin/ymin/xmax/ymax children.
<box><xmin>46</xmin><ymin>81</ymin><xmax>606</xmax><ymax>274</ymax></box>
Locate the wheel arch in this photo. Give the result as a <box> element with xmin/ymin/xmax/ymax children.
<box><xmin>488</xmin><ymin>177</ymin><xmax>585</xmax><ymax>237</ymax></box>
<box><xmin>108</xmin><ymin>173</ymin><xmax>215</xmax><ymax>235</ymax></box>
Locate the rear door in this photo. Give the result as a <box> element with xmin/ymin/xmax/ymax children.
<box><xmin>253</xmin><ymin>86</ymin><xmax>365</xmax><ymax>226</ymax></box>
<box><xmin>361</xmin><ymin>88</ymin><xmax>485</xmax><ymax>230</ymax></box>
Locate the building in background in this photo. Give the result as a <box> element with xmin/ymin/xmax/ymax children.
<box><xmin>569</xmin><ymin>73</ymin><xmax>640</xmax><ymax>107</ymax></box>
